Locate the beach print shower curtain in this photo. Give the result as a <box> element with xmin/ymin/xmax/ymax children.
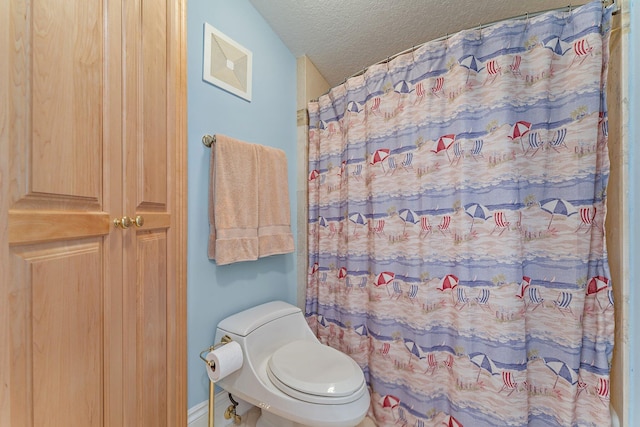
<box><xmin>306</xmin><ymin>2</ymin><xmax>614</xmax><ymax>426</ymax></box>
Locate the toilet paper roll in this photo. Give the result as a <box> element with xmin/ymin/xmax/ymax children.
<box><xmin>205</xmin><ymin>341</ymin><xmax>243</xmax><ymax>382</ymax></box>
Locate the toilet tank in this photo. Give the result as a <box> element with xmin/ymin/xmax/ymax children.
<box><xmin>215</xmin><ymin>301</ymin><xmax>318</xmax><ymax>364</ymax></box>
<box><xmin>217</xmin><ymin>301</ymin><xmax>301</xmax><ymax>337</ymax></box>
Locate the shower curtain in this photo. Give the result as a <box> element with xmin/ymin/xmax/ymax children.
<box><xmin>306</xmin><ymin>2</ymin><xmax>614</xmax><ymax>426</ymax></box>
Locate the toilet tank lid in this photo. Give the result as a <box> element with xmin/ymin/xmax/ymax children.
<box><xmin>217</xmin><ymin>301</ymin><xmax>301</xmax><ymax>337</ymax></box>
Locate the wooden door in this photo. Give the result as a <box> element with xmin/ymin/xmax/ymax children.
<box><xmin>120</xmin><ymin>0</ymin><xmax>186</xmax><ymax>425</ymax></box>
<box><xmin>0</xmin><ymin>0</ymin><xmax>187</xmax><ymax>426</ymax></box>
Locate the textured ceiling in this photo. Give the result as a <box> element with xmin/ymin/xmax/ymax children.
<box><xmin>249</xmin><ymin>0</ymin><xmax>591</xmax><ymax>87</ymax></box>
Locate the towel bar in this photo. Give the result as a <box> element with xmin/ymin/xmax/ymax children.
<box><xmin>202</xmin><ymin>134</ymin><xmax>216</xmax><ymax>147</ymax></box>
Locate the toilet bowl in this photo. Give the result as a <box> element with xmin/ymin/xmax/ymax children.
<box><xmin>214</xmin><ymin>301</ymin><xmax>370</xmax><ymax>427</ymax></box>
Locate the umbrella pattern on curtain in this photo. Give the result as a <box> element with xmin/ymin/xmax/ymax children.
<box><xmin>307</xmin><ymin>2</ymin><xmax>613</xmax><ymax>426</ymax></box>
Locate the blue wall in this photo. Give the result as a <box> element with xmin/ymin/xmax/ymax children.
<box><xmin>186</xmin><ymin>0</ymin><xmax>297</xmax><ymax>408</ymax></box>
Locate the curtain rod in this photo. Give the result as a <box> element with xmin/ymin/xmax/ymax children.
<box><xmin>313</xmin><ymin>0</ymin><xmax>617</xmax><ymax>102</ymax></box>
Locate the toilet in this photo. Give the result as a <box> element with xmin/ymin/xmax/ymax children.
<box><xmin>214</xmin><ymin>301</ymin><xmax>370</xmax><ymax>427</ymax></box>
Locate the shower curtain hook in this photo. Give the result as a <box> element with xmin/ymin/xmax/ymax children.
<box><xmin>566</xmin><ymin>3</ymin><xmax>573</xmax><ymax>22</ymax></box>
<box><xmin>412</xmin><ymin>46</ymin><xmax>415</xmax><ymax>62</ymax></box>
<box><xmin>387</xmin><ymin>57</ymin><xmax>390</xmax><ymax>72</ymax></box>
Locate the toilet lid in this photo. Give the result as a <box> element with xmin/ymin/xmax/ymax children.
<box><xmin>267</xmin><ymin>340</ymin><xmax>365</xmax><ymax>402</ymax></box>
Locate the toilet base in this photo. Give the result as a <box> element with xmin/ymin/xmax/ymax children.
<box><xmin>256</xmin><ymin>409</ymin><xmax>305</xmax><ymax>427</ymax></box>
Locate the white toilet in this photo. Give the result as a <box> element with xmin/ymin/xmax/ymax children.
<box><xmin>214</xmin><ymin>300</ymin><xmax>370</xmax><ymax>427</ymax></box>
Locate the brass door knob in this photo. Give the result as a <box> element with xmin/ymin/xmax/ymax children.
<box><xmin>132</xmin><ymin>215</ymin><xmax>144</xmax><ymax>227</ymax></box>
<box><xmin>113</xmin><ymin>215</ymin><xmax>144</xmax><ymax>229</ymax></box>
<box><xmin>113</xmin><ymin>216</ymin><xmax>132</xmax><ymax>229</ymax></box>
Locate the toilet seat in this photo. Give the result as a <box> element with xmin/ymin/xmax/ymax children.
<box><xmin>267</xmin><ymin>340</ymin><xmax>366</xmax><ymax>404</ymax></box>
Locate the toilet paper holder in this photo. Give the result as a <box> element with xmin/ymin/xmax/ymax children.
<box><xmin>199</xmin><ymin>334</ymin><xmax>233</xmax><ymax>369</ymax></box>
<box><xmin>200</xmin><ymin>335</ymin><xmax>240</xmax><ymax>427</ymax></box>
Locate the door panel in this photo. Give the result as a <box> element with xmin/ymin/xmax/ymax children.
<box><xmin>140</xmin><ymin>0</ymin><xmax>168</xmax><ymax>207</ymax></box>
<box><xmin>30</xmin><ymin>242</ymin><xmax>104</xmax><ymax>426</ymax></box>
<box><xmin>137</xmin><ymin>232</ymin><xmax>168</xmax><ymax>426</ymax></box>
<box><xmin>31</xmin><ymin>0</ymin><xmax>103</xmax><ymax>199</ymax></box>
<box><xmin>9</xmin><ymin>240</ymin><xmax>105</xmax><ymax>426</ymax></box>
<box><xmin>8</xmin><ymin>0</ymin><xmax>104</xmax><ymax>213</ymax></box>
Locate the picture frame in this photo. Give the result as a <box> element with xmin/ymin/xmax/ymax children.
<box><xmin>203</xmin><ymin>23</ymin><xmax>253</xmax><ymax>101</ymax></box>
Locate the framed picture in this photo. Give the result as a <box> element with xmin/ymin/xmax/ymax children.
<box><xmin>203</xmin><ymin>23</ymin><xmax>253</xmax><ymax>101</ymax></box>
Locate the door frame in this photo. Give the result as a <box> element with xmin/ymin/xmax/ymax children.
<box><xmin>170</xmin><ymin>0</ymin><xmax>188</xmax><ymax>424</ymax></box>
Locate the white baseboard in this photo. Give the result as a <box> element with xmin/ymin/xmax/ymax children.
<box><xmin>187</xmin><ymin>400</ymin><xmax>209</xmax><ymax>427</ymax></box>
<box><xmin>188</xmin><ymin>391</ymin><xmax>253</xmax><ymax>427</ymax></box>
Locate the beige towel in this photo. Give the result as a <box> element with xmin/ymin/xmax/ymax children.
<box><xmin>208</xmin><ymin>135</ymin><xmax>259</xmax><ymax>265</ymax></box>
<box><xmin>256</xmin><ymin>145</ymin><xmax>294</xmax><ymax>258</ymax></box>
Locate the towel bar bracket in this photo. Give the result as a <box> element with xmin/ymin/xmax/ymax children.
<box><xmin>203</xmin><ymin>134</ymin><xmax>216</xmax><ymax>147</ymax></box>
